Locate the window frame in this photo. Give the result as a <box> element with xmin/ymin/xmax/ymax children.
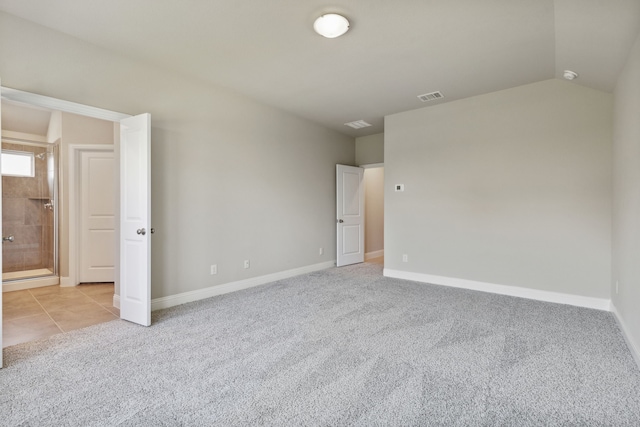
<box><xmin>1</xmin><ymin>149</ymin><xmax>36</xmax><ymax>178</ymax></box>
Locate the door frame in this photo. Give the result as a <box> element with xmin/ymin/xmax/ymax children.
<box><xmin>1</xmin><ymin>87</ymin><xmax>130</xmax><ymax>122</ymax></box>
<box><xmin>68</xmin><ymin>144</ymin><xmax>116</xmax><ymax>289</ymax></box>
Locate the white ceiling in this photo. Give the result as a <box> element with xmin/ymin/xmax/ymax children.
<box><xmin>0</xmin><ymin>0</ymin><xmax>639</xmax><ymax>137</ymax></box>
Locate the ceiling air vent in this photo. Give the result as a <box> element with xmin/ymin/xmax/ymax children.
<box><xmin>417</xmin><ymin>91</ymin><xmax>444</xmax><ymax>102</ymax></box>
<box><xmin>345</xmin><ymin>120</ymin><xmax>372</xmax><ymax>129</ymax></box>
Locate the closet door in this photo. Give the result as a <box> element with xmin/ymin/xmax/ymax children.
<box><xmin>79</xmin><ymin>150</ymin><xmax>115</xmax><ymax>283</ymax></box>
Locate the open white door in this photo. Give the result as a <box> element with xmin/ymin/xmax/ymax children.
<box><xmin>120</xmin><ymin>113</ymin><xmax>151</xmax><ymax>326</ymax></box>
<box><xmin>336</xmin><ymin>164</ymin><xmax>364</xmax><ymax>267</ymax></box>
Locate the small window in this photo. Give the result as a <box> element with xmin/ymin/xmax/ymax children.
<box><xmin>1</xmin><ymin>150</ymin><xmax>35</xmax><ymax>177</ymax></box>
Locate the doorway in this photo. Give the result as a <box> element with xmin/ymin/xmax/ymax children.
<box><xmin>363</xmin><ymin>166</ymin><xmax>384</xmax><ymax>264</ymax></box>
<box><xmin>335</xmin><ymin>164</ymin><xmax>384</xmax><ymax>267</ymax></box>
<box><xmin>1</xmin><ymin>101</ymin><xmax>119</xmax><ymax>347</ymax></box>
<box><xmin>0</xmin><ymin>87</ymin><xmax>154</xmax><ymax>368</ymax></box>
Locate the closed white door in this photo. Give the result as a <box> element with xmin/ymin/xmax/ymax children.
<box><xmin>336</xmin><ymin>164</ymin><xmax>364</xmax><ymax>267</ymax></box>
<box><xmin>120</xmin><ymin>113</ymin><xmax>151</xmax><ymax>326</ymax></box>
<box><xmin>79</xmin><ymin>150</ymin><xmax>115</xmax><ymax>283</ymax></box>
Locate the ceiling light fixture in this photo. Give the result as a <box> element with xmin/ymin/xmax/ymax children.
<box><xmin>313</xmin><ymin>14</ymin><xmax>350</xmax><ymax>38</ymax></box>
<box><xmin>563</xmin><ymin>70</ymin><xmax>578</xmax><ymax>80</ymax></box>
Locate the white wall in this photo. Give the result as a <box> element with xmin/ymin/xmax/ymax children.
<box><xmin>0</xmin><ymin>12</ymin><xmax>354</xmax><ymax>299</ymax></box>
<box><xmin>363</xmin><ymin>167</ymin><xmax>384</xmax><ymax>256</ymax></box>
<box><xmin>612</xmin><ymin>31</ymin><xmax>640</xmax><ymax>359</ymax></box>
<box><xmin>355</xmin><ymin>133</ymin><xmax>384</xmax><ymax>165</ymax></box>
<box><xmin>385</xmin><ymin>79</ymin><xmax>612</xmax><ymax>299</ymax></box>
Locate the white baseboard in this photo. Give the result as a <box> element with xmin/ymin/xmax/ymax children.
<box><xmin>611</xmin><ymin>303</ymin><xmax>640</xmax><ymax>370</ymax></box>
<box><xmin>365</xmin><ymin>250</ymin><xmax>384</xmax><ymax>261</ymax></box>
<box><xmin>383</xmin><ymin>269</ymin><xmax>611</xmax><ymax>311</ymax></box>
<box><xmin>151</xmin><ymin>261</ymin><xmax>335</xmax><ymax>311</ymax></box>
<box><xmin>59</xmin><ymin>276</ymin><xmax>75</xmax><ymax>287</ymax></box>
<box><xmin>113</xmin><ymin>294</ymin><xmax>120</xmax><ymax>309</ymax></box>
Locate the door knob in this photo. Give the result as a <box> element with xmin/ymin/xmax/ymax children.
<box><xmin>337</xmin><ymin>219</ymin><xmax>344</xmax><ymax>223</ymax></box>
<box><xmin>2</xmin><ymin>235</ymin><xmax>14</xmax><ymax>243</ymax></box>
<box><xmin>137</xmin><ymin>228</ymin><xmax>146</xmax><ymax>235</ymax></box>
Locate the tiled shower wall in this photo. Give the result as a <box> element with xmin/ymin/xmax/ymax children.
<box><xmin>2</xmin><ymin>143</ymin><xmax>55</xmax><ymax>273</ymax></box>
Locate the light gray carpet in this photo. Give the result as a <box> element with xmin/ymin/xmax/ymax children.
<box><xmin>2</xmin><ymin>263</ymin><xmax>640</xmax><ymax>426</ymax></box>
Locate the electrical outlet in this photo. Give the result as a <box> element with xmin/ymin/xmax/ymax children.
<box><xmin>244</xmin><ymin>260</ymin><xmax>250</xmax><ymax>269</ymax></box>
<box><xmin>319</xmin><ymin>247</ymin><xmax>324</xmax><ymax>255</ymax></box>
<box><xmin>210</xmin><ymin>264</ymin><xmax>217</xmax><ymax>275</ymax></box>
<box><xmin>402</xmin><ymin>254</ymin><xmax>408</xmax><ymax>262</ymax></box>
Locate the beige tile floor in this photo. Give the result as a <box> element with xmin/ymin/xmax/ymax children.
<box><xmin>3</xmin><ymin>283</ymin><xmax>118</xmax><ymax>348</ymax></box>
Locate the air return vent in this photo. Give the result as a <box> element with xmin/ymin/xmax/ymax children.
<box><xmin>344</xmin><ymin>120</ymin><xmax>372</xmax><ymax>129</ymax></box>
<box><xmin>417</xmin><ymin>91</ymin><xmax>444</xmax><ymax>102</ymax></box>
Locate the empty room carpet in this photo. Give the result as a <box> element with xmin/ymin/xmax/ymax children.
<box><xmin>2</xmin><ymin>263</ymin><xmax>640</xmax><ymax>426</ymax></box>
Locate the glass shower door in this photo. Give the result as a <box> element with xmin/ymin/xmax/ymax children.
<box><xmin>1</xmin><ymin>140</ymin><xmax>58</xmax><ymax>282</ymax></box>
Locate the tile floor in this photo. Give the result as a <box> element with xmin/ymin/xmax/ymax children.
<box><xmin>3</xmin><ymin>283</ymin><xmax>119</xmax><ymax>348</ymax></box>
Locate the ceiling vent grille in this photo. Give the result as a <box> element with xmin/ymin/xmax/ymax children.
<box><xmin>345</xmin><ymin>120</ymin><xmax>372</xmax><ymax>129</ymax></box>
<box><xmin>417</xmin><ymin>91</ymin><xmax>444</xmax><ymax>102</ymax></box>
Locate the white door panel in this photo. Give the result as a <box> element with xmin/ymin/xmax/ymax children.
<box><xmin>79</xmin><ymin>151</ymin><xmax>115</xmax><ymax>282</ymax></box>
<box><xmin>336</xmin><ymin>164</ymin><xmax>364</xmax><ymax>267</ymax></box>
<box><xmin>342</xmin><ymin>225</ymin><xmax>362</xmax><ymax>254</ymax></box>
<box><xmin>120</xmin><ymin>113</ymin><xmax>151</xmax><ymax>326</ymax></box>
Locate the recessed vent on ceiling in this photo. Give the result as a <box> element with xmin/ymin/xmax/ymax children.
<box><xmin>345</xmin><ymin>120</ymin><xmax>372</xmax><ymax>129</ymax></box>
<box><xmin>417</xmin><ymin>91</ymin><xmax>444</xmax><ymax>102</ymax></box>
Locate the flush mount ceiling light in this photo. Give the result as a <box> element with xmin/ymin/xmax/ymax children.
<box><xmin>563</xmin><ymin>70</ymin><xmax>578</xmax><ymax>80</ymax></box>
<box><xmin>313</xmin><ymin>14</ymin><xmax>350</xmax><ymax>38</ymax></box>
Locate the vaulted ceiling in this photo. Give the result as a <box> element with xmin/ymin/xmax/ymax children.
<box><xmin>1</xmin><ymin>0</ymin><xmax>639</xmax><ymax>137</ymax></box>
<box><xmin>1</xmin><ymin>101</ymin><xmax>51</xmax><ymax>136</ymax></box>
